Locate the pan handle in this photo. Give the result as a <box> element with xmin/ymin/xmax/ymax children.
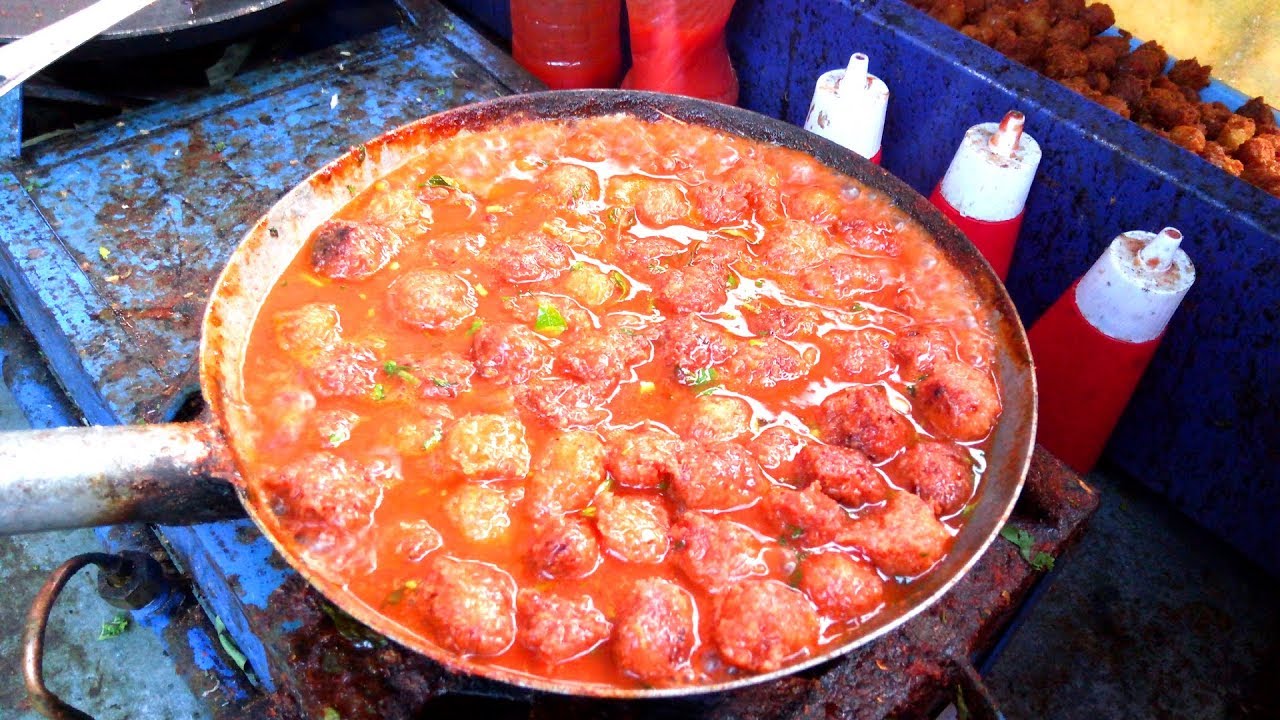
<box><xmin>0</xmin><ymin>422</ymin><xmax>244</xmax><ymax>535</ymax></box>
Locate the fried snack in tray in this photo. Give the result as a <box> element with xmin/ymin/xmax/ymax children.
<box><xmin>911</xmin><ymin>0</ymin><xmax>1279</xmax><ymax>198</ymax></box>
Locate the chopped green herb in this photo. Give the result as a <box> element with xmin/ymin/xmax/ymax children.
<box><xmin>726</xmin><ymin>273</ymin><xmax>740</xmax><ymax>289</ymax></box>
<box><xmin>422</xmin><ymin>427</ymin><xmax>443</xmax><ymax>451</ymax></box>
<box><xmin>268</xmin><ymin>227</ymin><xmax>279</xmax><ymax>238</ymax></box>
<box><xmin>580</xmin><ymin>506</ymin><xmax>597</xmax><ymax>518</ymax></box>
<box><xmin>787</xmin><ymin>566</ymin><xmax>804</xmax><ymax>587</ymax></box>
<box><xmin>571</xmin><ymin>261</ymin><xmax>586</xmax><ymax>271</ymax></box>
<box><xmin>777</xmin><ymin>524</ymin><xmax>805</xmax><ymax>546</ymax></box>
<box><xmin>1000</xmin><ymin>525</ymin><xmax>1056</xmax><ymax>571</ymax></box>
<box><xmin>466</xmin><ymin>318</ymin><xmax>485</xmax><ymax>336</ymax></box>
<box><xmin>213</xmin><ymin>141</ymin><xmax>227</xmax><ymax>152</ymax></box>
<box><xmin>323</xmin><ymin>708</ymin><xmax>342</xmax><ymax>720</ymax></box>
<box><xmin>383</xmin><ymin>361</ymin><xmax>421</xmax><ymax>385</ymax></box>
<box><xmin>534</xmin><ymin>303</ymin><xmax>568</xmax><ymax>337</ymax></box>
<box><xmin>213</xmin><ymin>616</ymin><xmax>250</xmax><ymax>675</ymax></box>
<box><xmin>435</xmin><ymin>87</ymin><xmax>447</xmax><ymax>98</ymax></box>
<box><xmin>443</xmin><ymin>20</ymin><xmax>455</xmax><ymax>31</ymax></box>
<box><xmin>606</xmin><ymin>206</ymin><xmax>625</xmax><ymax>225</ymax></box>
<box><xmin>425</xmin><ymin>174</ymin><xmax>463</xmax><ymax>190</ymax></box>
<box><xmin>326</xmin><ymin>427</ymin><xmax>351</xmax><ymax>447</ymax></box>
<box><xmin>754</xmin><ymin>278</ymin><xmax>765</xmax><ymax>288</ymax></box>
<box><xmin>686</xmin><ymin>366</ymin><xmax>717</xmax><ymax>387</ymax></box>
<box><xmin>22</xmin><ymin>178</ymin><xmax>48</xmax><ymax>192</ymax></box>
<box><xmin>371</xmin><ymin>383</ymin><xmax>386</xmax><ymax>401</ymax></box>
<box><xmin>850</xmin><ymin>302</ymin><xmax>866</xmax><ymax>313</ymax></box>
<box><xmin>695</xmin><ymin>385</ymin><xmax>721</xmax><ymax>397</ymax></box>
<box><xmin>430</xmin><ymin>376</ymin><xmax>456</xmax><ymax>388</ymax></box>
<box><xmin>356</xmin><ymin>143</ymin><xmax>367</xmax><ymax>161</ymax></box>
<box><xmin>609</xmin><ymin>269</ymin><xmax>631</xmax><ymax>296</ymax></box>
<box><xmin>345</xmin><ymin>184</ymin><xmax>357</xmax><ymax>197</ymax></box>
<box><xmin>657</xmin><ymin>479</ymin><xmax>670</xmax><ymax>492</ymax></box>
<box><xmin>98</xmin><ymin>613</ymin><xmax>129</xmax><ymax>640</ymax></box>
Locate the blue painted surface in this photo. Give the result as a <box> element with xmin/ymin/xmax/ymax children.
<box><xmin>186</xmin><ymin>627</ymin><xmax>251</xmax><ymax>702</ymax></box>
<box><xmin>1</xmin><ymin>89</ymin><xmax>19</xmax><ymax>160</ymax></box>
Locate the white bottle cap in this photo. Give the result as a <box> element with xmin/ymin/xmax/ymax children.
<box><xmin>938</xmin><ymin>111</ymin><xmax>1042</xmax><ymax>222</ymax></box>
<box><xmin>803</xmin><ymin>52</ymin><xmax>890</xmax><ymax>160</ymax></box>
<box><xmin>1075</xmin><ymin>227</ymin><xmax>1196</xmax><ymax>343</ymax></box>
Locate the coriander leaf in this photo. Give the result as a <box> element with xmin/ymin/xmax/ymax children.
<box><xmin>1031</xmin><ymin>551</ymin><xmax>1056</xmax><ymax>571</ymax></box>
<box><xmin>1000</xmin><ymin>525</ymin><xmax>1055</xmax><ymax>570</ymax></box>
<box><xmin>609</xmin><ymin>269</ymin><xmax>631</xmax><ymax>296</ymax></box>
<box><xmin>726</xmin><ymin>273</ymin><xmax>740</xmax><ymax>289</ymax></box>
<box><xmin>98</xmin><ymin>613</ymin><xmax>129</xmax><ymax>640</ymax></box>
<box><xmin>425</xmin><ymin>174</ymin><xmax>463</xmax><ymax>190</ymax></box>
<box><xmin>466</xmin><ymin>318</ymin><xmax>484</xmax><ymax>336</ymax></box>
<box><xmin>383</xmin><ymin>361</ymin><xmax>420</xmax><ymax>385</ymax></box>
<box><xmin>430</xmin><ymin>376</ymin><xmax>456</xmax><ymax>388</ymax></box>
<box><xmin>850</xmin><ymin>302</ymin><xmax>865</xmax><ymax>313</ymax></box>
<box><xmin>999</xmin><ymin>525</ymin><xmax>1034</xmax><ymax>554</ymax></box>
<box><xmin>371</xmin><ymin>383</ymin><xmax>386</xmax><ymax>401</ymax></box>
<box><xmin>687</xmin><ymin>366</ymin><xmax>717</xmax><ymax>387</ymax></box>
<box><xmin>695</xmin><ymin>385</ymin><xmax>721</xmax><ymax>397</ymax></box>
<box><xmin>213</xmin><ymin>616</ymin><xmax>250</xmax><ymax>674</ymax></box>
<box><xmin>534</xmin><ymin>303</ymin><xmax>568</xmax><ymax>337</ymax></box>
<box><xmin>323</xmin><ymin>709</ymin><xmax>342</xmax><ymax>720</ymax></box>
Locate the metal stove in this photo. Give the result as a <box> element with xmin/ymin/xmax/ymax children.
<box><xmin>0</xmin><ymin>1</ymin><xmax>1098</xmax><ymax>717</ymax></box>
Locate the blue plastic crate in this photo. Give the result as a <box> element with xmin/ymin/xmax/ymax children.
<box><xmin>457</xmin><ymin>0</ymin><xmax>1279</xmax><ymax>574</ymax></box>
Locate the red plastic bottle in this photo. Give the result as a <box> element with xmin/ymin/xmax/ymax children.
<box><xmin>622</xmin><ymin>0</ymin><xmax>739</xmax><ymax>104</ymax></box>
<box><xmin>930</xmin><ymin>111</ymin><xmax>1041</xmax><ymax>280</ymax></box>
<box><xmin>511</xmin><ymin>0</ymin><xmax>623</xmax><ymax>89</ymax></box>
<box><xmin>1027</xmin><ymin>228</ymin><xmax>1195</xmax><ymax>474</ymax></box>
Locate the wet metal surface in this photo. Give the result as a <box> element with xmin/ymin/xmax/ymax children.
<box><xmin>986</xmin><ymin>467</ymin><xmax>1280</xmax><ymax>719</ymax></box>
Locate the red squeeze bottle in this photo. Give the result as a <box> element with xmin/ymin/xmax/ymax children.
<box><xmin>511</xmin><ymin>0</ymin><xmax>623</xmax><ymax>89</ymax></box>
<box><xmin>803</xmin><ymin>53</ymin><xmax>890</xmax><ymax>165</ymax></box>
<box><xmin>622</xmin><ymin>0</ymin><xmax>739</xmax><ymax>104</ymax></box>
<box><xmin>1028</xmin><ymin>227</ymin><xmax>1195</xmax><ymax>474</ymax></box>
<box><xmin>929</xmin><ymin>111</ymin><xmax>1041</xmax><ymax>280</ymax></box>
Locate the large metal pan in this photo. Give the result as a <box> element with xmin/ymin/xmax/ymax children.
<box><xmin>0</xmin><ymin>90</ymin><xmax>1036</xmax><ymax>700</ymax></box>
